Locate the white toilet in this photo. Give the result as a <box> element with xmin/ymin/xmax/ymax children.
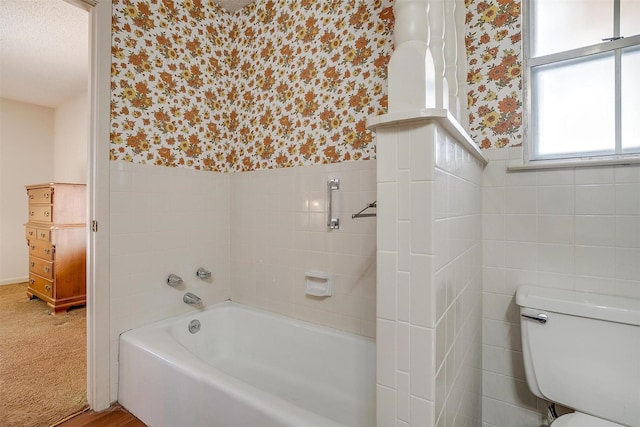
<box><xmin>516</xmin><ymin>286</ymin><xmax>640</xmax><ymax>427</ymax></box>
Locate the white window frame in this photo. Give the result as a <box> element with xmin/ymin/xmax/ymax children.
<box><xmin>522</xmin><ymin>0</ymin><xmax>640</xmax><ymax>167</ymax></box>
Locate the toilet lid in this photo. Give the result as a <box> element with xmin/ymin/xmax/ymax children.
<box><xmin>552</xmin><ymin>412</ymin><xmax>625</xmax><ymax>427</ymax></box>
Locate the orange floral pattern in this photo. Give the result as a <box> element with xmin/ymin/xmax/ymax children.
<box><xmin>466</xmin><ymin>0</ymin><xmax>523</xmax><ymax>149</ymax></box>
<box><xmin>110</xmin><ymin>0</ymin><xmax>394</xmax><ymax>171</ymax></box>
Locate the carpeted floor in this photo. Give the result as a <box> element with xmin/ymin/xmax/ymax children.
<box><xmin>0</xmin><ymin>282</ymin><xmax>87</xmax><ymax>427</ymax></box>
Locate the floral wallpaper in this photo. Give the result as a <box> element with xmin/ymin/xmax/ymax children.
<box><xmin>465</xmin><ymin>0</ymin><xmax>523</xmax><ymax>149</ymax></box>
<box><xmin>110</xmin><ymin>0</ymin><xmax>394</xmax><ymax>171</ymax></box>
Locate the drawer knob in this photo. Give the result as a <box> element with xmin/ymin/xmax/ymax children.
<box><xmin>30</xmin><ymin>245</ymin><xmax>35</xmax><ymax>250</ymax></box>
<box><xmin>29</xmin><ymin>194</ymin><xmax>34</xmax><ymax>199</ymax></box>
<box><xmin>44</xmin><ymin>211</ymin><xmax>50</xmax><ymax>217</ymax></box>
<box><xmin>44</xmin><ymin>193</ymin><xmax>49</xmax><ymax>199</ymax></box>
<box><xmin>29</xmin><ymin>279</ymin><xmax>35</xmax><ymax>284</ymax></box>
<box><xmin>40</xmin><ymin>233</ymin><xmax>45</xmax><ymax>238</ymax></box>
<box><xmin>45</xmin><ymin>285</ymin><xmax>51</xmax><ymax>291</ymax></box>
<box><xmin>30</xmin><ymin>211</ymin><xmax>34</xmax><ymax>216</ymax></box>
<box><xmin>44</xmin><ymin>267</ymin><xmax>50</xmax><ymax>273</ymax></box>
<box><xmin>44</xmin><ymin>248</ymin><xmax>50</xmax><ymax>254</ymax></box>
<box><xmin>30</xmin><ymin>262</ymin><xmax>35</xmax><ymax>267</ymax></box>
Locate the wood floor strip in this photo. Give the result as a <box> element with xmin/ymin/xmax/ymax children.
<box><xmin>52</xmin><ymin>405</ymin><xmax>146</xmax><ymax>427</ymax></box>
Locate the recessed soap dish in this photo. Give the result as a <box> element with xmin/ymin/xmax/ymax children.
<box><xmin>305</xmin><ymin>271</ymin><xmax>333</xmax><ymax>297</ymax></box>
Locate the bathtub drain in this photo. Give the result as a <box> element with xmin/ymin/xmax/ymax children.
<box><xmin>188</xmin><ymin>319</ymin><xmax>201</xmax><ymax>334</ymax></box>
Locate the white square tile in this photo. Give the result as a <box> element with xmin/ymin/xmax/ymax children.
<box><xmin>411</xmin><ymin>254</ymin><xmax>435</xmax><ymax>327</ymax></box>
<box><xmin>397</xmin><ymin>371</ymin><xmax>410</xmax><ymax>422</ymax></box>
<box><xmin>378</xmin><ymin>251</ymin><xmax>397</xmax><ymax>321</ymax></box>
<box><xmin>411</xmin><ymin>124</ymin><xmax>436</xmax><ymax>181</ymax></box>
<box><xmin>505</xmin><ymin>214</ymin><xmax>537</xmax><ymax>242</ymax></box>
<box><xmin>615</xmin><ymin>183</ymin><xmax>640</xmax><ymax>215</ymax></box>
<box><xmin>505</xmin><ymin>187</ymin><xmax>537</xmax><ymax>214</ymax></box>
<box><xmin>504</xmin><ymin>242</ymin><xmax>538</xmax><ymax>271</ymax></box>
<box><xmin>575</xmin><ymin>184</ymin><xmax>615</xmax><ymax>215</ymax></box>
<box><xmin>575</xmin><ymin>215</ymin><xmax>615</xmax><ymax>246</ymax></box>
<box><xmin>411</xmin><ymin>181</ymin><xmax>434</xmax><ymax>255</ymax></box>
<box><xmin>398</xmin><ymin>321</ymin><xmax>411</xmax><ymax>372</ymax></box>
<box><xmin>483</xmin><ymin>187</ymin><xmax>506</xmax><ymax>214</ymax></box>
<box><xmin>483</xmin><ymin>159</ymin><xmax>506</xmax><ymax>188</ymax></box>
<box><xmin>410</xmin><ymin>396</ymin><xmax>435</xmax><ymax>427</ymax></box>
<box><xmin>505</xmin><ymin>169</ymin><xmax>537</xmax><ymax>187</ymax></box>
<box><xmin>410</xmin><ymin>325</ymin><xmax>435</xmax><ymax>400</ymax></box>
<box><xmin>537</xmin><ymin>186</ymin><xmax>573</xmax><ymax>215</ymax></box>
<box><xmin>377</xmin><ymin>319</ymin><xmax>397</xmax><ymax>388</ymax></box>
<box><xmin>377</xmin><ymin>384</ymin><xmax>397</xmax><ymax>426</ymax></box>
<box><xmin>615</xmin><ymin>247</ymin><xmax>640</xmax><ymax>281</ymax></box>
<box><xmin>575</xmin><ymin>245</ymin><xmax>615</xmax><ymax>278</ymax></box>
<box><xmin>398</xmin><ymin>271</ymin><xmax>411</xmax><ymax>322</ymax></box>
<box><xmin>537</xmin><ymin>244</ymin><xmax>574</xmax><ymax>275</ymax></box>
<box><xmin>537</xmin><ymin>215</ymin><xmax>574</xmax><ymax>244</ymax></box>
<box><xmin>615</xmin><ymin>216</ymin><xmax>640</xmax><ymax>248</ymax></box>
<box><xmin>575</xmin><ymin>166</ymin><xmax>615</xmax><ymax>184</ymax></box>
<box><xmin>398</xmin><ymin>221</ymin><xmax>411</xmax><ymax>272</ymax></box>
<box><xmin>483</xmin><ymin>214</ymin><xmax>505</xmax><ymax>241</ymax></box>
<box><xmin>615</xmin><ymin>165</ymin><xmax>640</xmax><ymax>183</ymax></box>
<box><xmin>377</xmin><ymin>182</ymin><xmax>398</xmax><ymax>252</ymax></box>
<box><xmin>537</xmin><ymin>169</ymin><xmax>574</xmax><ymax>186</ymax></box>
<box><xmin>483</xmin><ymin>240</ymin><xmax>505</xmax><ymax>269</ymax></box>
<box><xmin>398</xmin><ymin>170</ymin><xmax>411</xmax><ymax>220</ymax></box>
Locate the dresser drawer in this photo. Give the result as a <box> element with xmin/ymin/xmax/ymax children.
<box><xmin>29</xmin><ymin>257</ymin><xmax>54</xmax><ymax>279</ymax></box>
<box><xmin>28</xmin><ymin>187</ymin><xmax>52</xmax><ymax>204</ymax></box>
<box><xmin>36</xmin><ymin>229</ymin><xmax>51</xmax><ymax>241</ymax></box>
<box><xmin>26</xmin><ymin>227</ymin><xmax>37</xmax><ymax>240</ymax></box>
<box><xmin>29</xmin><ymin>274</ymin><xmax>53</xmax><ymax>298</ymax></box>
<box><xmin>28</xmin><ymin>240</ymin><xmax>55</xmax><ymax>261</ymax></box>
<box><xmin>29</xmin><ymin>206</ymin><xmax>52</xmax><ymax>223</ymax></box>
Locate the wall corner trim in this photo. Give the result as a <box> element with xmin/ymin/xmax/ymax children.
<box><xmin>367</xmin><ymin>109</ymin><xmax>487</xmax><ymax>166</ymax></box>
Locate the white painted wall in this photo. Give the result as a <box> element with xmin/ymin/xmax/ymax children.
<box><xmin>0</xmin><ymin>98</ymin><xmax>55</xmax><ymax>285</ymax></box>
<box><xmin>481</xmin><ymin>147</ymin><xmax>640</xmax><ymax>426</ymax></box>
<box><xmin>54</xmin><ymin>92</ymin><xmax>87</xmax><ymax>184</ymax></box>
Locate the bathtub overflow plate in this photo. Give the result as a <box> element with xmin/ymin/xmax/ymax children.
<box><xmin>188</xmin><ymin>319</ymin><xmax>201</xmax><ymax>334</ymax></box>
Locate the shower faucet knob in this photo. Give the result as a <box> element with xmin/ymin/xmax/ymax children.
<box><xmin>167</xmin><ymin>274</ymin><xmax>183</xmax><ymax>287</ymax></box>
<box><xmin>196</xmin><ymin>268</ymin><xmax>212</xmax><ymax>280</ymax></box>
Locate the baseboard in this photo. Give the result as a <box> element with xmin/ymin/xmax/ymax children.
<box><xmin>0</xmin><ymin>276</ymin><xmax>29</xmax><ymax>286</ymax></box>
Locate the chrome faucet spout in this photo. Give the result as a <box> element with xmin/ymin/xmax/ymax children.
<box><xmin>183</xmin><ymin>292</ymin><xmax>202</xmax><ymax>307</ymax></box>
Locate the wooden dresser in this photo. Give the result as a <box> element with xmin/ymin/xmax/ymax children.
<box><xmin>25</xmin><ymin>183</ymin><xmax>87</xmax><ymax>314</ymax></box>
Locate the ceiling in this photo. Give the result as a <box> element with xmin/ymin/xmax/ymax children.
<box><xmin>0</xmin><ymin>0</ymin><xmax>89</xmax><ymax>108</ymax></box>
<box><xmin>0</xmin><ymin>0</ymin><xmax>255</xmax><ymax>109</ymax></box>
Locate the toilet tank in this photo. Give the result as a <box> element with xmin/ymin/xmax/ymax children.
<box><xmin>516</xmin><ymin>286</ymin><xmax>640</xmax><ymax>427</ymax></box>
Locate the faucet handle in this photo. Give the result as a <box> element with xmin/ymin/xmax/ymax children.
<box><xmin>196</xmin><ymin>268</ymin><xmax>212</xmax><ymax>280</ymax></box>
<box><xmin>167</xmin><ymin>274</ymin><xmax>183</xmax><ymax>287</ymax></box>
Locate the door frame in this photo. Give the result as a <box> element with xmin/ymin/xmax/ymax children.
<box><xmin>67</xmin><ymin>0</ymin><xmax>112</xmax><ymax>410</ymax></box>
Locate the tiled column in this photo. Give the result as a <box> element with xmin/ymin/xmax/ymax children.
<box><xmin>370</xmin><ymin>111</ymin><xmax>486</xmax><ymax>426</ymax></box>
<box><xmin>375</xmin><ymin>120</ymin><xmax>438</xmax><ymax>426</ymax></box>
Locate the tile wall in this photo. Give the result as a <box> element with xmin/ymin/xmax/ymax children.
<box><xmin>481</xmin><ymin>147</ymin><xmax>640</xmax><ymax>426</ymax></box>
<box><xmin>375</xmin><ymin>119</ymin><xmax>484</xmax><ymax>426</ymax></box>
<box><xmin>433</xmin><ymin>127</ymin><xmax>484</xmax><ymax>427</ymax></box>
<box><xmin>109</xmin><ymin>161</ymin><xmax>230</xmax><ymax>401</ymax></box>
<box><xmin>229</xmin><ymin>160</ymin><xmax>377</xmax><ymax>337</ymax></box>
<box><xmin>109</xmin><ymin>159</ymin><xmax>377</xmax><ymax>400</ymax></box>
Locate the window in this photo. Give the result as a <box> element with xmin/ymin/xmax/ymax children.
<box><xmin>525</xmin><ymin>0</ymin><xmax>640</xmax><ymax>162</ymax></box>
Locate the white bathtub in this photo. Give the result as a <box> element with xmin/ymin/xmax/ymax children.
<box><xmin>118</xmin><ymin>301</ymin><xmax>375</xmax><ymax>426</ymax></box>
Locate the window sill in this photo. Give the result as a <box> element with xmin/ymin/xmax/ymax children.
<box><xmin>507</xmin><ymin>155</ymin><xmax>640</xmax><ymax>171</ymax></box>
